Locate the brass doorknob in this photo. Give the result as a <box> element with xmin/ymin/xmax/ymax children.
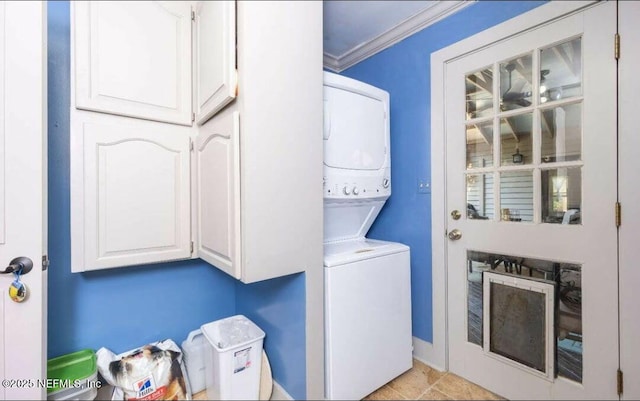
<box><xmin>448</xmin><ymin>229</ymin><xmax>462</xmax><ymax>241</ymax></box>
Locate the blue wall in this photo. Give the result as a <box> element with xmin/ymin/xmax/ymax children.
<box><xmin>47</xmin><ymin>0</ymin><xmax>544</xmax><ymax>396</ymax></box>
<box><xmin>47</xmin><ymin>1</ymin><xmax>238</xmax><ymax>356</ymax></box>
<box><xmin>48</xmin><ymin>2</ymin><xmax>305</xmax><ymax>397</ymax></box>
<box><xmin>235</xmin><ymin>274</ymin><xmax>306</xmax><ymax>400</ymax></box>
<box><xmin>341</xmin><ymin>1</ymin><xmax>546</xmax><ymax>343</ymax></box>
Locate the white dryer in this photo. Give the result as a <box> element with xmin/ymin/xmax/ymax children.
<box><xmin>323</xmin><ymin>72</ymin><xmax>412</xmax><ymax>400</ymax></box>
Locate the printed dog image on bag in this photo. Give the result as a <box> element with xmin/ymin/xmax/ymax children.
<box><xmin>97</xmin><ymin>340</ymin><xmax>192</xmax><ymax>401</ymax></box>
<box><xmin>110</xmin><ymin>345</ymin><xmax>186</xmax><ymax>400</ymax></box>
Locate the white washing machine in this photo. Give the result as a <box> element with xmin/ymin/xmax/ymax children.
<box><xmin>323</xmin><ymin>72</ymin><xmax>412</xmax><ymax>400</ymax></box>
<box><xmin>325</xmin><ymin>239</ymin><xmax>412</xmax><ymax>400</ymax></box>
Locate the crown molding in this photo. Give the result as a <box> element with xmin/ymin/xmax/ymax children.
<box><xmin>323</xmin><ymin>52</ymin><xmax>341</xmax><ymax>72</ymax></box>
<box><xmin>323</xmin><ymin>0</ymin><xmax>474</xmax><ymax>73</ymax></box>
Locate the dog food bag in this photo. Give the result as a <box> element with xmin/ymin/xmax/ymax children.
<box><xmin>97</xmin><ymin>339</ymin><xmax>192</xmax><ymax>400</ymax></box>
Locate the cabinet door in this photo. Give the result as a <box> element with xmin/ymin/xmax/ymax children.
<box><xmin>73</xmin><ymin>1</ymin><xmax>192</xmax><ymax>126</ymax></box>
<box><xmin>71</xmin><ymin>112</ymin><xmax>192</xmax><ymax>272</ymax></box>
<box><xmin>194</xmin><ymin>0</ymin><xmax>237</xmax><ymax>125</ymax></box>
<box><xmin>195</xmin><ymin>110</ymin><xmax>241</xmax><ymax>279</ymax></box>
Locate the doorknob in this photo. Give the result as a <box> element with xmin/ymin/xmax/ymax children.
<box><xmin>448</xmin><ymin>229</ymin><xmax>462</xmax><ymax>241</ymax></box>
<box><xmin>1</xmin><ymin>257</ymin><xmax>33</xmax><ymax>275</ymax></box>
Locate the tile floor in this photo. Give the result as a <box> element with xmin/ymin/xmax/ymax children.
<box><xmin>363</xmin><ymin>359</ymin><xmax>504</xmax><ymax>401</ymax></box>
<box><xmin>194</xmin><ymin>359</ymin><xmax>504</xmax><ymax>400</ymax></box>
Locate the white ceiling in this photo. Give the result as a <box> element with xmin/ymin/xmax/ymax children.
<box><xmin>323</xmin><ymin>1</ymin><xmax>473</xmax><ymax>72</ymax></box>
<box><xmin>323</xmin><ymin>1</ymin><xmax>434</xmax><ymax>58</ymax></box>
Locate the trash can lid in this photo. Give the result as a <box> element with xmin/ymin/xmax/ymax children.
<box><xmin>201</xmin><ymin>315</ymin><xmax>266</xmax><ymax>351</ymax></box>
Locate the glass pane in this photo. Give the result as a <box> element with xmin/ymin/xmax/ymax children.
<box><xmin>500</xmin><ymin>53</ymin><xmax>533</xmax><ymax>112</ymax></box>
<box><xmin>500</xmin><ymin>113</ymin><xmax>533</xmax><ymax>166</ymax></box>
<box><xmin>541</xmin><ymin>103</ymin><xmax>582</xmax><ymax>162</ymax></box>
<box><xmin>558</xmin><ymin>265</ymin><xmax>583</xmax><ymax>383</ymax></box>
<box><xmin>466</xmin><ymin>67</ymin><xmax>493</xmax><ymax>119</ymax></box>
<box><xmin>542</xmin><ymin>167</ymin><xmax>581</xmax><ymax>224</ymax></box>
<box><xmin>466</xmin><ymin>173</ymin><xmax>494</xmax><ymax>220</ymax></box>
<box><xmin>467</xmin><ymin>250</ymin><xmax>489</xmax><ymax>346</ymax></box>
<box><xmin>466</xmin><ymin>122</ymin><xmax>493</xmax><ymax>168</ymax></box>
<box><xmin>540</xmin><ymin>37</ymin><xmax>582</xmax><ymax>103</ymax></box>
<box><xmin>500</xmin><ymin>171</ymin><xmax>533</xmax><ymax>222</ymax></box>
<box><xmin>467</xmin><ymin>250</ymin><xmax>583</xmax><ymax>382</ymax></box>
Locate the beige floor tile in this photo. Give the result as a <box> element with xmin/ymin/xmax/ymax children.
<box><xmin>387</xmin><ymin>367</ymin><xmax>436</xmax><ymax>399</ymax></box>
<box><xmin>433</xmin><ymin>373</ymin><xmax>503</xmax><ymax>401</ymax></box>
<box><xmin>411</xmin><ymin>360</ymin><xmax>446</xmax><ymax>384</ymax></box>
<box><xmin>363</xmin><ymin>384</ymin><xmax>407</xmax><ymax>400</ymax></box>
<box><xmin>419</xmin><ymin>387</ymin><xmax>454</xmax><ymax>400</ymax></box>
<box><xmin>195</xmin><ymin>359</ymin><xmax>504</xmax><ymax>401</ymax></box>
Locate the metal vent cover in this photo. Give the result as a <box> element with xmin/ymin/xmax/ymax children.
<box><xmin>483</xmin><ymin>272</ymin><xmax>556</xmax><ymax>381</ymax></box>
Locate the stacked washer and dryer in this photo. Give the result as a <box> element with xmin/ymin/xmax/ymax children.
<box><xmin>323</xmin><ymin>72</ymin><xmax>413</xmax><ymax>400</ymax></box>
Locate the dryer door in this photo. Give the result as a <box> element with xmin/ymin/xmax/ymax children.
<box><xmin>324</xmin><ymin>86</ymin><xmax>386</xmax><ymax>170</ymax></box>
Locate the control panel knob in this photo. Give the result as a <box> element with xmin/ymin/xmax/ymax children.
<box><xmin>352</xmin><ymin>187</ymin><xmax>359</xmax><ymax>195</ymax></box>
<box><xmin>343</xmin><ymin>186</ymin><xmax>351</xmax><ymax>195</ymax></box>
<box><xmin>382</xmin><ymin>178</ymin><xmax>390</xmax><ymax>188</ymax></box>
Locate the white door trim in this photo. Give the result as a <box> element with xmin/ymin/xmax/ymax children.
<box><xmin>429</xmin><ymin>0</ymin><xmax>598</xmax><ymax>371</ymax></box>
<box><xmin>618</xmin><ymin>2</ymin><xmax>640</xmax><ymax>399</ymax></box>
<box><xmin>1</xmin><ymin>1</ymin><xmax>47</xmax><ymax>399</ymax></box>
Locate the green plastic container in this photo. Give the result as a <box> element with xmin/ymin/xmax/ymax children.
<box><xmin>47</xmin><ymin>349</ymin><xmax>97</xmax><ymax>394</ymax></box>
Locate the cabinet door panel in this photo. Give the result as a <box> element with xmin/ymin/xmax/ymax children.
<box><xmin>74</xmin><ymin>1</ymin><xmax>192</xmax><ymax>125</ymax></box>
<box><xmin>71</xmin><ymin>112</ymin><xmax>191</xmax><ymax>271</ymax></box>
<box><xmin>196</xmin><ymin>110</ymin><xmax>241</xmax><ymax>278</ymax></box>
<box><xmin>194</xmin><ymin>0</ymin><xmax>236</xmax><ymax>125</ymax></box>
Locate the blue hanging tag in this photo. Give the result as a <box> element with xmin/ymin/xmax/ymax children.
<box><xmin>9</xmin><ymin>269</ymin><xmax>27</xmax><ymax>303</ymax></box>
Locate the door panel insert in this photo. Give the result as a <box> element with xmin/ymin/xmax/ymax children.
<box><xmin>467</xmin><ymin>250</ymin><xmax>583</xmax><ymax>382</ymax></box>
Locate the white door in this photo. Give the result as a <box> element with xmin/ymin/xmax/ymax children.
<box><xmin>445</xmin><ymin>2</ymin><xmax>617</xmax><ymax>399</ymax></box>
<box><xmin>193</xmin><ymin>0</ymin><xmax>236</xmax><ymax>125</ymax></box>
<box><xmin>195</xmin><ymin>110</ymin><xmax>241</xmax><ymax>279</ymax></box>
<box><xmin>71</xmin><ymin>111</ymin><xmax>192</xmax><ymax>272</ymax></box>
<box><xmin>73</xmin><ymin>1</ymin><xmax>193</xmax><ymax>126</ymax></box>
<box><xmin>0</xmin><ymin>1</ymin><xmax>47</xmax><ymax>399</ymax></box>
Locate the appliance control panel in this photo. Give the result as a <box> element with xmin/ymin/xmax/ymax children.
<box><xmin>324</xmin><ymin>174</ymin><xmax>391</xmax><ymax>199</ymax></box>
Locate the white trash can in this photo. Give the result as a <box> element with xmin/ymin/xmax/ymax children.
<box><xmin>201</xmin><ymin>315</ymin><xmax>266</xmax><ymax>400</ymax></box>
<box><xmin>181</xmin><ymin>329</ymin><xmax>207</xmax><ymax>394</ymax></box>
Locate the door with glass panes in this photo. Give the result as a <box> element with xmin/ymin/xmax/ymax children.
<box><xmin>445</xmin><ymin>2</ymin><xmax>618</xmax><ymax>399</ymax></box>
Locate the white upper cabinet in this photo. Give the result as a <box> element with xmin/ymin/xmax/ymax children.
<box><xmin>195</xmin><ymin>111</ymin><xmax>241</xmax><ymax>278</ymax></box>
<box><xmin>204</xmin><ymin>1</ymin><xmax>322</xmax><ymax>283</ymax></box>
<box><xmin>194</xmin><ymin>1</ymin><xmax>237</xmax><ymax>125</ymax></box>
<box><xmin>70</xmin><ymin>1</ymin><xmax>322</xmax><ymax>281</ymax></box>
<box><xmin>71</xmin><ymin>112</ymin><xmax>192</xmax><ymax>272</ymax></box>
<box><xmin>73</xmin><ymin>1</ymin><xmax>192</xmax><ymax>126</ymax></box>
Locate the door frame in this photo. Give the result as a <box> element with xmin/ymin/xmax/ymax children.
<box><xmin>618</xmin><ymin>2</ymin><xmax>640</xmax><ymax>399</ymax></box>
<box><xmin>429</xmin><ymin>0</ymin><xmax>599</xmax><ymax>372</ymax></box>
<box><xmin>1</xmin><ymin>1</ymin><xmax>48</xmax><ymax>399</ymax></box>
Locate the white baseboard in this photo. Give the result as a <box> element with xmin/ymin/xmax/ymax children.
<box><xmin>270</xmin><ymin>380</ymin><xmax>294</xmax><ymax>401</ymax></box>
<box><xmin>412</xmin><ymin>336</ymin><xmax>446</xmax><ymax>372</ymax></box>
